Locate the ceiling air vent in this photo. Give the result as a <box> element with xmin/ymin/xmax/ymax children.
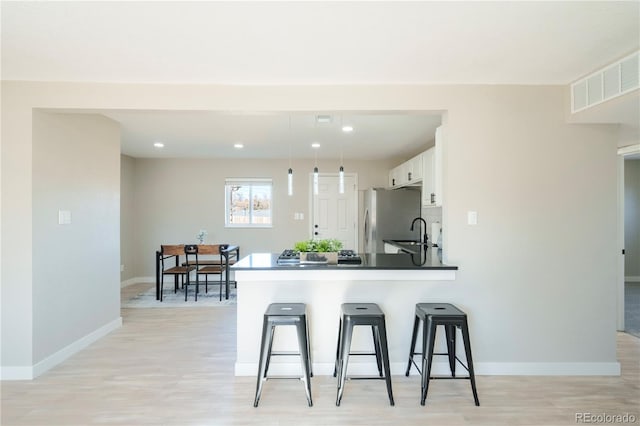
<box><xmin>571</xmin><ymin>50</ymin><xmax>639</xmax><ymax>113</ymax></box>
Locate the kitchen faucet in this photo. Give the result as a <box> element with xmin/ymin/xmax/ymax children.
<box><xmin>410</xmin><ymin>217</ymin><xmax>428</xmax><ymax>244</ymax></box>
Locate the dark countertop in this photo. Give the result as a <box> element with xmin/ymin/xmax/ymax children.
<box><xmin>232</xmin><ymin>251</ymin><xmax>457</xmax><ymax>271</ymax></box>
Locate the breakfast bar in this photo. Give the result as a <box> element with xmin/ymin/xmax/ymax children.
<box><xmin>232</xmin><ymin>250</ymin><xmax>458</xmax><ymax>376</ymax></box>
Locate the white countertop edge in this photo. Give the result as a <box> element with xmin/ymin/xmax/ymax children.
<box><xmin>234</xmin><ymin>269</ymin><xmax>456</xmax><ymax>281</ymax></box>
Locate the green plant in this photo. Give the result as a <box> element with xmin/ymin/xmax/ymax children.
<box><xmin>293</xmin><ymin>238</ymin><xmax>343</xmax><ymax>253</ymax></box>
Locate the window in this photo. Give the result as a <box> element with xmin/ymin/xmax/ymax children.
<box><xmin>225</xmin><ymin>179</ymin><xmax>273</xmax><ymax>227</ymax></box>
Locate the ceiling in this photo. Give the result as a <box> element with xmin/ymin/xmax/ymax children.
<box><xmin>2</xmin><ymin>1</ymin><xmax>639</xmax><ymax>159</ymax></box>
<box><xmin>102</xmin><ymin>110</ymin><xmax>443</xmax><ymax>160</ymax></box>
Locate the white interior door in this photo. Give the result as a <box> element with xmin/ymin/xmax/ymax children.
<box><xmin>311</xmin><ymin>174</ymin><xmax>357</xmax><ymax>250</ymax></box>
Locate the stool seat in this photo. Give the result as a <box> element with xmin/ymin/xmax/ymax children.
<box><xmin>341</xmin><ymin>303</ymin><xmax>384</xmax><ymax>317</ymax></box>
<box><xmin>265</xmin><ymin>303</ymin><xmax>307</xmax><ymax>317</ymax></box>
<box><xmin>254</xmin><ymin>303</ymin><xmax>313</xmax><ymax>407</ymax></box>
<box><xmin>406</xmin><ymin>302</ymin><xmax>480</xmax><ymax>406</ymax></box>
<box><xmin>417</xmin><ymin>303</ymin><xmax>466</xmax><ymax>317</ymax></box>
<box><xmin>334</xmin><ymin>303</ymin><xmax>394</xmax><ymax>406</ymax></box>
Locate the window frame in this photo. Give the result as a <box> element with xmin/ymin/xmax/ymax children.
<box><xmin>224</xmin><ymin>178</ymin><xmax>274</xmax><ymax>228</ymax></box>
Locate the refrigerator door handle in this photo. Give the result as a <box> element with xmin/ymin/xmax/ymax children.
<box><xmin>363</xmin><ymin>209</ymin><xmax>370</xmax><ymax>250</ymax></box>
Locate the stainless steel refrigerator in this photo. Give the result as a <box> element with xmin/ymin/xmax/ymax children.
<box><xmin>362</xmin><ymin>187</ymin><xmax>422</xmax><ymax>254</ymax></box>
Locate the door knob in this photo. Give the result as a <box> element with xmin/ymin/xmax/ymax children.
<box><xmin>314</xmin><ymin>224</ymin><xmax>318</xmax><ymax>228</ymax></box>
<box><xmin>314</xmin><ymin>232</ymin><xmax>319</xmax><ymax>236</ymax></box>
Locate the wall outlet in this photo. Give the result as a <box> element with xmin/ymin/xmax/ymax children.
<box><xmin>120</xmin><ymin>264</ymin><xmax>125</xmax><ymax>272</ymax></box>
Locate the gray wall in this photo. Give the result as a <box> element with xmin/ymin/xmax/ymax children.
<box><xmin>126</xmin><ymin>157</ymin><xmax>392</xmax><ymax>278</ymax></box>
<box><xmin>120</xmin><ymin>154</ymin><xmax>137</xmax><ymax>282</ymax></box>
<box><xmin>625</xmin><ymin>160</ymin><xmax>640</xmax><ymax>278</ymax></box>
<box><xmin>1</xmin><ymin>81</ymin><xmax>623</xmax><ymax>375</ymax></box>
<box><xmin>32</xmin><ymin>112</ymin><xmax>121</xmax><ymax>363</ymax></box>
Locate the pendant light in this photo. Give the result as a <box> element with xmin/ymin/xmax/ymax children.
<box><xmin>338</xmin><ymin>115</ymin><xmax>348</xmax><ymax>194</ymax></box>
<box><xmin>287</xmin><ymin>116</ymin><xmax>293</xmax><ymax>196</ymax></box>
<box><xmin>313</xmin><ymin>148</ymin><xmax>319</xmax><ymax>195</ymax></box>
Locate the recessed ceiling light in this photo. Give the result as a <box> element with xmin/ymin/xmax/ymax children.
<box><xmin>311</xmin><ymin>143</ymin><xmax>321</xmax><ymax>148</ymax></box>
<box><xmin>153</xmin><ymin>142</ymin><xmax>164</xmax><ymax>148</ymax></box>
<box><xmin>342</xmin><ymin>126</ymin><xmax>354</xmax><ymax>133</ymax></box>
<box><xmin>234</xmin><ymin>143</ymin><xmax>244</xmax><ymax>149</ymax></box>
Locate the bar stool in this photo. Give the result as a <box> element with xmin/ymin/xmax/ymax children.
<box><xmin>253</xmin><ymin>303</ymin><xmax>313</xmax><ymax>407</ymax></box>
<box><xmin>405</xmin><ymin>303</ymin><xmax>480</xmax><ymax>406</ymax></box>
<box><xmin>334</xmin><ymin>303</ymin><xmax>394</xmax><ymax>406</ymax></box>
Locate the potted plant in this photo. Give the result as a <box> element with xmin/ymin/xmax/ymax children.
<box><xmin>294</xmin><ymin>238</ymin><xmax>343</xmax><ymax>264</ymax></box>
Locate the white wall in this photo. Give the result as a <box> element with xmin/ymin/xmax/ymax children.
<box><xmin>1</xmin><ymin>81</ymin><xmax>621</xmax><ymax>376</ymax></box>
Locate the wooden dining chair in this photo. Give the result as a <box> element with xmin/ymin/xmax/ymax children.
<box><xmin>183</xmin><ymin>244</ymin><xmax>201</xmax><ymax>301</ymax></box>
<box><xmin>196</xmin><ymin>244</ymin><xmax>226</xmax><ymax>301</ymax></box>
<box><xmin>160</xmin><ymin>244</ymin><xmax>196</xmax><ymax>302</ymax></box>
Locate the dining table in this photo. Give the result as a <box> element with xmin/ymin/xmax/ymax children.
<box><xmin>155</xmin><ymin>244</ymin><xmax>240</xmax><ymax>301</ymax></box>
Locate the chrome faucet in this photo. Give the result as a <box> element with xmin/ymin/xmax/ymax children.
<box><xmin>410</xmin><ymin>217</ymin><xmax>428</xmax><ymax>244</ymax></box>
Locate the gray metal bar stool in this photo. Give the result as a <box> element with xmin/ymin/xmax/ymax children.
<box><xmin>253</xmin><ymin>303</ymin><xmax>313</xmax><ymax>407</ymax></box>
<box><xmin>405</xmin><ymin>303</ymin><xmax>480</xmax><ymax>406</ymax></box>
<box><xmin>334</xmin><ymin>303</ymin><xmax>394</xmax><ymax>406</ymax></box>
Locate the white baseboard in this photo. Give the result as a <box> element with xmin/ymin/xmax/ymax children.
<box><xmin>1</xmin><ymin>317</ymin><xmax>123</xmax><ymax>381</ymax></box>
<box><xmin>121</xmin><ymin>276</ymin><xmax>154</xmax><ymax>288</ymax></box>
<box><xmin>235</xmin><ymin>360</ymin><xmax>620</xmax><ymax>377</ymax></box>
<box><xmin>0</xmin><ymin>366</ymin><xmax>34</xmax><ymax>381</ymax></box>
<box><xmin>625</xmin><ymin>276</ymin><xmax>640</xmax><ymax>283</ymax></box>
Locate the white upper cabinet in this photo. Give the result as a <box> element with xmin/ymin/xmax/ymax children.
<box><xmin>434</xmin><ymin>127</ymin><xmax>443</xmax><ymax>206</ymax></box>
<box><xmin>407</xmin><ymin>153</ymin><xmax>423</xmax><ymax>184</ymax></box>
<box><xmin>422</xmin><ymin>147</ymin><xmax>435</xmax><ymax>205</ymax></box>
<box><xmin>388</xmin><ymin>165</ymin><xmax>401</xmax><ymax>188</ymax></box>
<box><xmin>422</xmin><ymin>126</ymin><xmax>443</xmax><ymax>207</ymax></box>
<box><xmin>388</xmin><ymin>152</ymin><xmax>424</xmax><ymax>189</ymax></box>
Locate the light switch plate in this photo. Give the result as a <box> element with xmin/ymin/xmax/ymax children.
<box><xmin>58</xmin><ymin>210</ymin><xmax>71</xmax><ymax>225</ymax></box>
<box><xmin>467</xmin><ymin>211</ymin><xmax>478</xmax><ymax>225</ymax></box>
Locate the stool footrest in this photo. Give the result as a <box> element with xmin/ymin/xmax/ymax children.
<box><xmin>429</xmin><ymin>376</ymin><xmax>473</xmax><ymax>380</ymax></box>
<box><xmin>269</xmin><ymin>351</ymin><xmax>303</xmax><ymax>356</ymax></box>
<box><xmin>347</xmin><ymin>376</ymin><xmax>388</xmax><ymax>381</ymax></box>
<box><xmin>264</xmin><ymin>376</ymin><xmax>309</xmax><ymax>381</ymax></box>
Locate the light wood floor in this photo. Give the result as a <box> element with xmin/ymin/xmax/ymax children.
<box><xmin>2</xmin><ymin>282</ymin><xmax>639</xmax><ymax>426</ymax></box>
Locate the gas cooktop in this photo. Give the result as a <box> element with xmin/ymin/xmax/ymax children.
<box><xmin>277</xmin><ymin>249</ymin><xmax>362</xmax><ymax>265</ymax></box>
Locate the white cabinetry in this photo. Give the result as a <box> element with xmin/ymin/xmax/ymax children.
<box><xmin>388</xmin><ymin>152</ymin><xmax>424</xmax><ymax>188</ymax></box>
<box><xmin>407</xmin><ymin>153</ymin><xmax>423</xmax><ymax>184</ymax></box>
<box><xmin>422</xmin><ymin>147</ymin><xmax>435</xmax><ymax>205</ymax></box>
<box><xmin>422</xmin><ymin>126</ymin><xmax>443</xmax><ymax>207</ymax></box>
<box><xmin>388</xmin><ymin>166</ymin><xmax>400</xmax><ymax>188</ymax></box>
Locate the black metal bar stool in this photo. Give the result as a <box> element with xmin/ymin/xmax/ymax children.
<box><xmin>405</xmin><ymin>303</ymin><xmax>480</xmax><ymax>406</ymax></box>
<box><xmin>334</xmin><ymin>303</ymin><xmax>394</xmax><ymax>406</ymax></box>
<box><xmin>253</xmin><ymin>303</ymin><xmax>313</xmax><ymax>407</ymax></box>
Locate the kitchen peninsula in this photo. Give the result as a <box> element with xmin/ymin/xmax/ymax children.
<box><xmin>232</xmin><ymin>251</ymin><xmax>458</xmax><ymax>376</ymax></box>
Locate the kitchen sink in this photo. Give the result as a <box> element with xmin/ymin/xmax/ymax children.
<box><xmin>390</xmin><ymin>239</ymin><xmax>428</xmax><ymax>246</ymax></box>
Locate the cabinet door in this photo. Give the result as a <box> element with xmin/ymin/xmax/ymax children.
<box><xmin>395</xmin><ymin>162</ymin><xmax>410</xmax><ymax>187</ymax></box>
<box><xmin>388</xmin><ymin>165</ymin><xmax>400</xmax><ymax>188</ymax></box>
<box><xmin>405</xmin><ymin>154</ymin><xmax>423</xmax><ymax>183</ymax></box>
<box><xmin>434</xmin><ymin>127</ymin><xmax>443</xmax><ymax>206</ymax></box>
<box><xmin>422</xmin><ymin>147</ymin><xmax>435</xmax><ymax>205</ymax></box>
